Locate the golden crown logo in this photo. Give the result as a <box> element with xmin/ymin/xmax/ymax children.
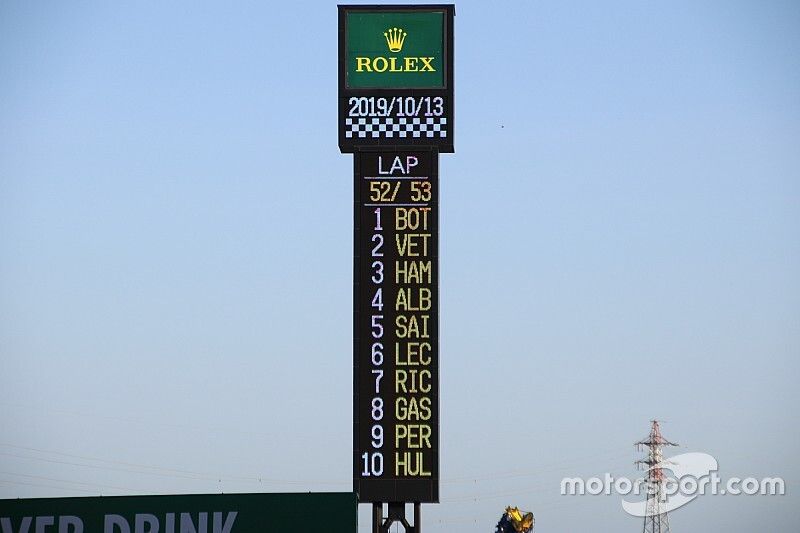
<box><xmin>384</xmin><ymin>27</ymin><xmax>407</xmax><ymax>53</ymax></box>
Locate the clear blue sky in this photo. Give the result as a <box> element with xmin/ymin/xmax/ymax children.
<box><xmin>1</xmin><ymin>1</ymin><xmax>798</xmax><ymax>531</ymax></box>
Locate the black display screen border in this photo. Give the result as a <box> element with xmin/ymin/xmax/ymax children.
<box><xmin>352</xmin><ymin>148</ymin><xmax>440</xmax><ymax>504</ymax></box>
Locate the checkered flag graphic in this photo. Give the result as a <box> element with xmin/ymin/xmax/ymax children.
<box><xmin>345</xmin><ymin>117</ymin><xmax>448</xmax><ymax>139</ymax></box>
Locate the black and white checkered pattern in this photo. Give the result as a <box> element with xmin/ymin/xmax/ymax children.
<box><xmin>344</xmin><ymin>117</ymin><xmax>448</xmax><ymax>139</ymax></box>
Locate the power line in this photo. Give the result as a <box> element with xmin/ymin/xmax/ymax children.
<box><xmin>0</xmin><ymin>479</ymin><xmax>94</xmax><ymax>495</ymax></box>
<box><xmin>0</xmin><ymin>441</ymin><xmax>631</xmax><ymax>489</ymax></box>
<box><xmin>0</xmin><ymin>446</ymin><xmax>347</xmax><ymax>486</ymax></box>
<box><xmin>0</xmin><ymin>471</ymin><xmax>141</xmax><ymax>493</ymax></box>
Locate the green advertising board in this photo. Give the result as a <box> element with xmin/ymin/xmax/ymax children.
<box><xmin>345</xmin><ymin>11</ymin><xmax>444</xmax><ymax>88</ymax></box>
<box><xmin>0</xmin><ymin>492</ymin><xmax>356</xmax><ymax>532</ymax></box>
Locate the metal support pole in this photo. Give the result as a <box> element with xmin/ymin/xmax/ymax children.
<box><xmin>372</xmin><ymin>503</ymin><xmax>382</xmax><ymax>533</ymax></box>
<box><xmin>374</xmin><ymin>502</ymin><xmax>419</xmax><ymax>533</ymax></box>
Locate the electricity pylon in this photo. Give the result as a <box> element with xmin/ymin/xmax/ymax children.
<box><xmin>635</xmin><ymin>420</ymin><xmax>678</xmax><ymax>533</ymax></box>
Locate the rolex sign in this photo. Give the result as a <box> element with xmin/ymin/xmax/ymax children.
<box><xmin>346</xmin><ymin>11</ymin><xmax>444</xmax><ymax>88</ymax></box>
<box><xmin>338</xmin><ymin>5</ymin><xmax>454</xmax><ymax>153</ymax></box>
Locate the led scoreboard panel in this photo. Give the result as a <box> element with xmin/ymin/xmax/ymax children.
<box><xmin>354</xmin><ymin>149</ymin><xmax>439</xmax><ymax>503</ymax></box>
<box><xmin>338</xmin><ymin>5</ymin><xmax>455</xmax><ymax>154</ymax></box>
